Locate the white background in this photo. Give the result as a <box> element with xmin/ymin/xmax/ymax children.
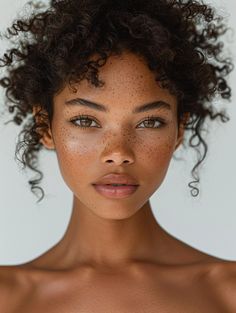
<box><xmin>0</xmin><ymin>0</ymin><xmax>235</xmax><ymax>265</ymax></box>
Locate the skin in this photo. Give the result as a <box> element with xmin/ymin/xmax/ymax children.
<box><xmin>0</xmin><ymin>50</ymin><xmax>236</xmax><ymax>312</ymax></box>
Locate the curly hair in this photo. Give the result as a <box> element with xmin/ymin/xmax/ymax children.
<box><xmin>0</xmin><ymin>0</ymin><xmax>233</xmax><ymax>203</ymax></box>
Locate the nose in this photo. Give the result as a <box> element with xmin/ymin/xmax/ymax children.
<box><xmin>104</xmin><ymin>153</ymin><xmax>133</xmax><ymax>165</ymax></box>
<box><xmin>101</xmin><ymin>146</ymin><xmax>135</xmax><ymax>166</ymax></box>
<box><xmin>102</xmin><ymin>145</ymin><xmax>135</xmax><ymax>164</ymax></box>
<box><xmin>101</xmin><ymin>130</ymin><xmax>136</xmax><ymax>165</ymax></box>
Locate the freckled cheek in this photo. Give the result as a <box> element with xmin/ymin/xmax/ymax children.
<box><xmin>146</xmin><ymin>139</ymin><xmax>174</xmax><ymax>163</ymax></box>
<box><xmin>141</xmin><ymin>130</ymin><xmax>177</xmax><ymax>181</ymax></box>
<box><xmin>52</xmin><ymin>128</ymin><xmax>100</xmax><ymax>184</ymax></box>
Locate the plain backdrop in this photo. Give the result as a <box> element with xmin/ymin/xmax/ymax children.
<box><xmin>0</xmin><ymin>0</ymin><xmax>235</xmax><ymax>265</ymax></box>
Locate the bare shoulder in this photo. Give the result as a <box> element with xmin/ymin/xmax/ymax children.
<box><xmin>200</xmin><ymin>259</ymin><xmax>236</xmax><ymax>311</ymax></box>
<box><xmin>166</xmin><ymin>235</ymin><xmax>236</xmax><ymax>312</ymax></box>
<box><xmin>0</xmin><ymin>265</ymin><xmax>19</xmax><ymax>290</ymax></box>
<box><xmin>0</xmin><ymin>264</ymin><xmax>33</xmax><ymax>311</ymax></box>
<box><xmin>0</xmin><ymin>265</ymin><xmax>20</xmax><ymax>309</ymax></box>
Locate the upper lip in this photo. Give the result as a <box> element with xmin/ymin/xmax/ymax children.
<box><xmin>92</xmin><ymin>173</ymin><xmax>139</xmax><ymax>185</ymax></box>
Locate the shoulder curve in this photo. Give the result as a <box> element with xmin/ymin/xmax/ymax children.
<box><xmin>0</xmin><ymin>265</ymin><xmax>19</xmax><ymax>309</ymax></box>
<box><xmin>0</xmin><ymin>265</ymin><xmax>18</xmax><ymax>285</ymax></box>
<box><xmin>205</xmin><ymin>259</ymin><xmax>236</xmax><ymax>278</ymax></box>
<box><xmin>0</xmin><ymin>264</ymin><xmax>38</xmax><ymax>311</ymax></box>
<box><xmin>205</xmin><ymin>260</ymin><xmax>236</xmax><ymax>312</ymax></box>
<box><xmin>0</xmin><ymin>264</ymin><xmax>34</xmax><ymax>293</ymax></box>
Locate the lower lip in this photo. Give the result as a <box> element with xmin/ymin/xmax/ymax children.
<box><xmin>92</xmin><ymin>184</ymin><xmax>139</xmax><ymax>198</ymax></box>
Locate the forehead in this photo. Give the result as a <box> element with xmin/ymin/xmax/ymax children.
<box><xmin>55</xmin><ymin>51</ymin><xmax>177</xmax><ymax>108</ymax></box>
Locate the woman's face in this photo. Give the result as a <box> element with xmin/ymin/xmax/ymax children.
<box><xmin>43</xmin><ymin>51</ymin><xmax>185</xmax><ymax>219</ymax></box>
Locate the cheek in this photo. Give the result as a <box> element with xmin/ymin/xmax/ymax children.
<box><xmin>147</xmin><ymin>135</ymin><xmax>176</xmax><ymax>163</ymax></box>
<box><xmin>52</xmin><ymin>126</ymin><xmax>96</xmax><ymax>184</ymax></box>
<box><xmin>140</xmin><ymin>126</ymin><xmax>177</xmax><ymax>183</ymax></box>
<box><xmin>140</xmin><ymin>123</ymin><xmax>177</xmax><ymax>158</ymax></box>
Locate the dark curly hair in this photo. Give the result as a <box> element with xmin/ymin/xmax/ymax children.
<box><xmin>0</xmin><ymin>0</ymin><xmax>233</xmax><ymax>203</ymax></box>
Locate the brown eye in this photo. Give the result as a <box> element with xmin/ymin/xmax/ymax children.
<box><xmin>69</xmin><ymin>115</ymin><xmax>166</xmax><ymax>130</ymax></box>
<box><xmin>137</xmin><ymin>116</ymin><xmax>166</xmax><ymax>129</ymax></box>
<box><xmin>70</xmin><ymin>115</ymin><xmax>99</xmax><ymax>129</ymax></box>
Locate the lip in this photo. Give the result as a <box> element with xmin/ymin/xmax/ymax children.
<box><xmin>92</xmin><ymin>173</ymin><xmax>139</xmax><ymax>186</ymax></box>
<box><xmin>92</xmin><ymin>184</ymin><xmax>139</xmax><ymax>199</ymax></box>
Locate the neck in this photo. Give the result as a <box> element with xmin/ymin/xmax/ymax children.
<box><xmin>30</xmin><ymin>197</ymin><xmax>175</xmax><ymax>271</ymax></box>
<box><xmin>52</xmin><ymin>197</ymin><xmax>169</xmax><ymax>269</ymax></box>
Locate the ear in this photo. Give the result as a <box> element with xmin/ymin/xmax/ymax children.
<box><xmin>40</xmin><ymin>126</ymin><xmax>55</xmax><ymax>150</ymax></box>
<box><xmin>174</xmin><ymin>112</ymin><xmax>190</xmax><ymax>151</ymax></box>
<box><xmin>32</xmin><ymin>105</ymin><xmax>55</xmax><ymax>150</ymax></box>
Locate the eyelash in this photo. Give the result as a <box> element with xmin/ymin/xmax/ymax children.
<box><xmin>69</xmin><ymin>114</ymin><xmax>166</xmax><ymax>130</ymax></box>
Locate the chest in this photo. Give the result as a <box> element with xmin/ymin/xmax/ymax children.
<box><xmin>13</xmin><ymin>271</ymin><xmax>225</xmax><ymax>313</ymax></box>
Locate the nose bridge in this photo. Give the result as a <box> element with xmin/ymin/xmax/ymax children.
<box><xmin>105</xmin><ymin>126</ymin><xmax>135</xmax><ymax>147</ymax></box>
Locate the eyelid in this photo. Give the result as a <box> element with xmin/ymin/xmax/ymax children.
<box><xmin>70</xmin><ymin>114</ymin><xmax>100</xmax><ymax>125</ymax></box>
<box><xmin>69</xmin><ymin>114</ymin><xmax>167</xmax><ymax>128</ymax></box>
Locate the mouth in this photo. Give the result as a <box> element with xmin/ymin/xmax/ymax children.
<box><xmin>92</xmin><ymin>173</ymin><xmax>139</xmax><ymax>186</ymax></box>
<box><xmin>92</xmin><ymin>184</ymin><xmax>139</xmax><ymax>198</ymax></box>
<box><xmin>93</xmin><ymin>184</ymin><xmax>139</xmax><ymax>186</ymax></box>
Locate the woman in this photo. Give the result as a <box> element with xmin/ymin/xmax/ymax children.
<box><xmin>0</xmin><ymin>0</ymin><xmax>235</xmax><ymax>311</ymax></box>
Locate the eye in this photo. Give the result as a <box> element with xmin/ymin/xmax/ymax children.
<box><xmin>69</xmin><ymin>114</ymin><xmax>166</xmax><ymax>129</ymax></box>
<box><xmin>70</xmin><ymin>115</ymin><xmax>99</xmax><ymax>129</ymax></box>
<box><xmin>137</xmin><ymin>115</ymin><xmax>166</xmax><ymax>129</ymax></box>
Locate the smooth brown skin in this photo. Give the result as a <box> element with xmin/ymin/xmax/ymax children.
<box><xmin>1</xmin><ymin>51</ymin><xmax>236</xmax><ymax>312</ymax></box>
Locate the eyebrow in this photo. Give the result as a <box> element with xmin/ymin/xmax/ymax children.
<box><xmin>65</xmin><ymin>97</ymin><xmax>171</xmax><ymax>113</ymax></box>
